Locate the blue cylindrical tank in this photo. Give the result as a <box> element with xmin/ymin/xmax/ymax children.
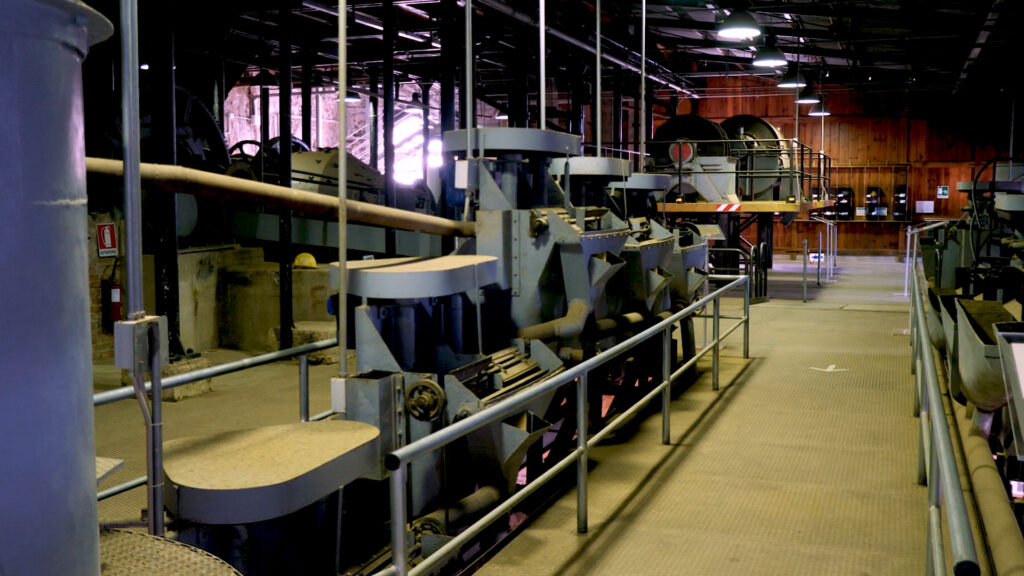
<box><xmin>0</xmin><ymin>1</ymin><xmax>111</xmax><ymax>574</ymax></box>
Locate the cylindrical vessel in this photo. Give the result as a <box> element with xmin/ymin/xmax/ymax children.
<box><xmin>0</xmin><ymin>1</ymin><xmax>111</xmax><ymax>574</ymax></box>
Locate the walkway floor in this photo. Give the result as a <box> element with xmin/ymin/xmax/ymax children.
<box><xmin>476</xmin><ymin>256</ymin><xmax>925</xmax><ymax>575</ymax></box>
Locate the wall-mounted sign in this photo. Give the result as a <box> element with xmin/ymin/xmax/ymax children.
<box><xmin>96</xmin><ymin>223</ymin><xmax>117</xmax><ymax>258</ymax></box>
<box><xmin>916</xmin><ymin>200</ymin><xmax>935</xmax><ymax>214</ymax></box>
<box><xmin>937</xmin><ymin>185</ymin><xmax>949</xmax><ymax>199</ymax></box>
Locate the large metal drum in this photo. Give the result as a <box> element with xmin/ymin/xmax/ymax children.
<box><xmin>0</xmin><ymin>1</ymin><xmax>111</xmax><ymax>574</ymax></box>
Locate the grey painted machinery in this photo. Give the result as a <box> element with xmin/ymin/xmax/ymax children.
<box><xmin>319</xmin><ymin>127</ymin><xmax>709</xmax><ymax>574</ymax></box>
<box><xmin>919</xmin><ymin>164</ymin><xmax>1024</xmax><ymax>518</ymax></box>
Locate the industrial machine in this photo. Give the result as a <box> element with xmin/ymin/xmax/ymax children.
<box><xmin>918</xmin><ymin>162</ymin><xmax>1024</xmax><ymax>522</ymax></box>
<box><xmin>133</xmin><ymin>126</ymin><xmax>711</xmax><ymax>575</ymax></box>
<box><xmin>644</xmin><ymin>113</ymin><xmax>830</xmax><ymax>300</ymax></box>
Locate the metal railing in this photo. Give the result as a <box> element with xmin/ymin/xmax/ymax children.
<box><xmin>810</xmin><ymin>216</ymin><xmax>838</xmax><ymax>284</ymax></box>
<box><xmin>378</xmin><ymin>275</ymin><xmax>750</xmax><ymax>576</ymax></box>
<box><xmin>709</xmin><ymin>246</ymin><xmax>766</xmax><ymax>301</ymax></box>
<box><xmin>910</xmin><ymin>255</ymin><xmax>979</xmax><ymax>575</ymax></box>
<box><xmin>903</xmin><ymin>220</ymin><xmax>953</xmax><ymax>297</ymax></box>
<box><xmin>94</xmin><ymin>338</ymin><xmax>339</xmax><ymax>501</ymax></box>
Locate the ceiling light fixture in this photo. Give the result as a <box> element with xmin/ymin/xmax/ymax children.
<box><xmin>808</xmin><ymin>98</ymin><xmax>831</xmax><ymax>116</ymax></box>
<box><xmin>752</xmin><ymin>37</ymin><xmax>787</xmax><ymax>68</ymax></box>
<box><xmin>494</xmin><ymin>112</ymin><xmax>509</xmax><ymax>120</ymax></box>
<box><xmin>777</xmin><ymin>65</ymin><xmax>806</xmax><ymax>88</ymax></box>
<box><xmin>344</xmin><ymin>92</ymin><xmax>361</xmax><ymax>103</ymax></box>
<box><xmin>796</xmin><ymin>85</ymin><xmax>820</xmax><ymax>104</ymax></box>
<box><xmin>717</xmin><ymin>9</ymin><xmax>761</xmax><ymax>41</ymax></box>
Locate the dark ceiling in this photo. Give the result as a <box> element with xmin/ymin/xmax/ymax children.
<box><xmin>87</xmin><ymin>0</ymin><xmax>1023</xmax><ymax>116</ymax></box>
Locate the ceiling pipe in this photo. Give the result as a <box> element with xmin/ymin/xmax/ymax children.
<box><xmin>474</xmin><ymin>0</ymin><xmax>697</xmax><ymax>98</ymax></box>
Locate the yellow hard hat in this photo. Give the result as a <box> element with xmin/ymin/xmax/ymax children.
<box><xmin>293</xmin><ymin>252</ymin><xmax>318</xmax><ymax>269</ymax></box>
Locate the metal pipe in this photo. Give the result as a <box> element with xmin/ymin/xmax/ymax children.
<box><xmin>952</xmin><ymin>400</ymin><xmax>1024</xmax><ymax>576</ymax></box>
<box><xmin>279</xmin><ymin>10</ymin><xmax>295</xmax><ymax>351</ymax></box>
<box><xmin>817</xmin><ymin>230</ymin><xmax>822</xmax><ymax>286</ymax></box>
<box><xmin>95</xmin><ymin>338</ymin><xmax>338</xmax><ymax>406</ymax></box>
<box><xmin>639</xmin><ymin>0</ymin><xmax>647</xmax><ymax>169</ymax></box>
<box><xmin>475</xmin><ymin>0</ymin><xmax>690</xmax><ymax>95</ymax></box>
<box><xmin>465</xmin><ymin>0</ymin><xmax>473</xmax><ymax>156</ymax></box>
<box><xmin>576</xmin><ymin>371</ymin><xmax>588</xmax><ymax>533</ymax></box>
<box><xmin>743</xmin><ymin>279</ymin><xmax>750</xmax><ymax>359</ymax></box>
<box><xmin>98</xmin><ymin>476</ymin><xmax>147</xmax><ymax>501</ymax></box>
<box><xmin>802</xmin><ymin>239</ymin><xmax>808</xmax><ymax>302</ymax></box>
<box><xmin>339</xmin><ymin>0</ymin><xmax>349</xmax><ymax>376</ymax></box>
<box><xmin>148</xmin><ymin>325</ymin><xmax>165</xmax><ymax>536</ymax></box>
<box><xmin>122</xmin><ymin>0</ymin><xmax>143</xmax><ymax>318</ymax></box>
<box><xmin>517</xmin><ymin>299</ymin><xmax>589</xmax><ymax>340</ymax></box>
<box><xmin>595</xmin><ymin>0</ymin><xmax>601</xmax><ymax>153</ymax></box>
<box><xmin>390</xmin><ymin>463</ymin><xmax>408</xmax><ymax>576</ymax></box>
<box><xmin>383</xmin><ymin>0</ymin><xmax>396</xmax><ymax>211</ymax></box>
<box><xmin>385</xmin><ymin>277</ymin><xmax>748</xmax><ymax>471</ymax></box>
<box><xmin>662</xmin><ymin>328</ymin><xmax>671</xmax><ymax>444</ymax></box>
<box><xmin>712</xmin><ymin>298</ymin><xmax>720</xmax><ymax>391</ymax></box>
<box><xmin>300</xmin><ymin>354</ymin><xmax>310</xmax><ymax>421</ymax></box>
<box><xmin>539</xmin><ymin>0</ymin><xmax>546</xmax><ymax>128</ymax></box>
<box><xmin>86</xmin><ymin>158</ymin><xmax>475</xmax><ymax>237</ymax></box>
<box><xmin>912</xmin><ymin>266</ymin><xmax>980</xmax><ymax>573</ymax></box>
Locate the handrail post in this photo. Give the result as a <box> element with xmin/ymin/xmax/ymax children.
<box><xmin>390</xmin><ymin>463</ymin><xmax>408</xmax><ymax>576</ymax></box>
<box><xmin>662</xmin><ymin>328</ymin><xmax>671</xmax><ymax>445</ymax></box>
<box><xmin>299</xmin><ymin>353</ymin><xmax>310</xmax><ymax>422</ymax></box>
<box><xmin>802</xmin><ymin>239</ymin><xmax>808</xmax><ymax>303</ymax></box>
<box><xmin>577</xmin><ymin>371</ymin><xmax>589</xmax><ymax>533</ymax></box>
<box><xmin>903</xmin><ymin>226</ymin><xmax>912</xmax><ymax>296</ymax></box>
<box><xmin>817</xmin><ymin>230</ymin><xmax>822</xmax><ymax>286</ymax></box>
<box><xmin>712</xmin><ymin>297</ymin><xmax>720</xmax><ymax>391</ymax></box>
<box><xmin>743</xmin><ymin>278</ymin><xmax>750</xmax><ymax>360</ymax></box>
<box><xmin>148</xmin><ymin>323</ymin><xmax>164</xmax><ymax>537</ymax></box>
<box><xmin>927</xmin><ymin>432</ymin><xmax>943</xmax><ymax>575</ymax></box>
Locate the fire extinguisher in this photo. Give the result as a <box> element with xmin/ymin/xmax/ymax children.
<box><xmin>102</xmin><ymin>258</ymin><xmax>122</xmax><ymax>333</ymax></box>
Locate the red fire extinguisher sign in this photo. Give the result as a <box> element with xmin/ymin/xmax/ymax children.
<box><xmin>96</xmin><ymin>223</ymin><xmax>117</xmax><ymax>258</ymax></box>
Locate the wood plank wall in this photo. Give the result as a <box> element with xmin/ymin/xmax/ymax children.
<box><xmin>655</xmin><ymin>78</ymin><xmax>1008</xmax><ymax>254</ymax></box>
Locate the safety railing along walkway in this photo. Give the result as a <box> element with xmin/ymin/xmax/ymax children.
<box><xmin>377</xmin><ymin>274</ymin><xmax>750</xmax><ymax>576</ymax></box>
<box><xmin>909</xmin><ymin>245</ymin><xmax>979</xmax><ymax>575</ymax></box>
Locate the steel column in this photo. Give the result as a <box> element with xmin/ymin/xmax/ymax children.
<box><xmin>145</xmin><ymin>1</ymin><xmax>184</xmax><ymax>357</ymax></box>
<box><xmin>383</xmin><ymin>0</ymin><xmax>396</xmax><ymax>207</ymax></box>
<box><xmin>279</xmin><ymin>9</ymin><xmax>294</xmax><ymax>349</ymax></box>
<box><xmin>370</xmin><ymin>71</ymin><xmax>379</xmax><ymax>169</ymax></box>
<box><xmin>1</xmin><ymin>1</ymin><xmax>109</xmax><ymax>571</ymax></box>
<box><xmin>302</xmin><ymin>45</ymin><xmax>313</xmax><ymax>147</ymax></box>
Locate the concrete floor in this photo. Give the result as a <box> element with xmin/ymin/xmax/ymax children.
<box><xmin>477</xmin><ymin>255</ymin><xmax>926</xmax><ymax>575</ymax></box>
<box><xmin>92</xmin><ymin>255</ymin><xmax>927</xmax><ymax>574</ymax></box>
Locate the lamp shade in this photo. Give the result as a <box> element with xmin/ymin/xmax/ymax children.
<box><xmin>796</xmin><ymin>85</ymin><xmax>820</xmax><ymax>104</ymax></box>
<box><xmin>777</xmin><ymin>66</ymin><xmax>806</xmax><ymax>88</ymax></box>
<box><xmin>808</xmin><ymin>99</ymin><xmax>831</xmax><ymax>116</ymax></box>
<box><xmin>753</xmin><ymin>42</ymin><xmax>787</xmax><ymax>68</ymax></box>
<box><xmin>344</xmin><ymin>91</ymin><xmax>361</xmax><ymax>103</ymax></box>
<box><xmin>717</xmin><ymin>10</ymin><xmax>761</xmax><ymax>40</ymax></box>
